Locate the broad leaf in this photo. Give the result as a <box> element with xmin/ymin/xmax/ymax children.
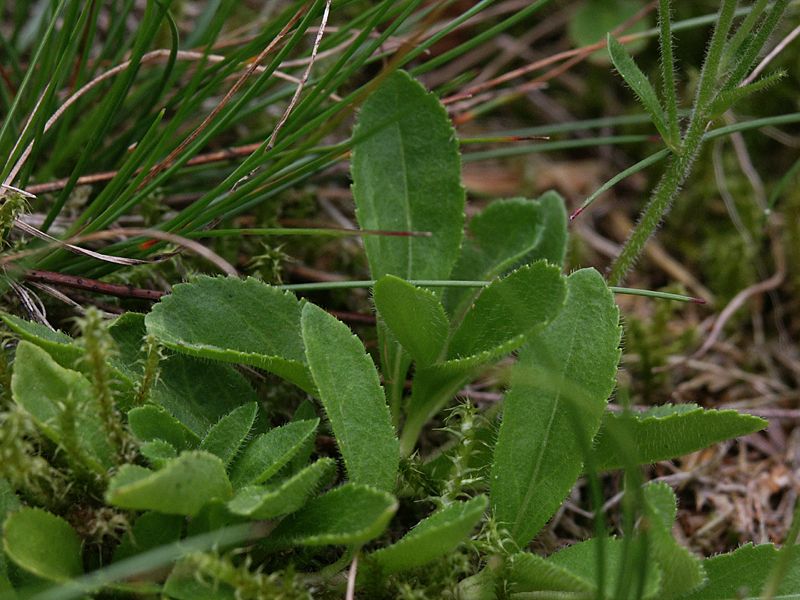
<box><xmin>370</xmin><ymin>495</ymin><xmax>487</xmax><ymax>574</ymax></box>
<box><xmin>229</xmin><ymin>419</ymin><xmax>319</xmax><ymax>488</ymax></box>
<box><xmin>11</xmin><ymin>341</ymin><xmax>116</xmax><ymax>472</ymax></box>
<box><xmin>591</xmin><ymin>404</ymin><xmax>767</xmax><ymax>471</ymax></box>
<box><xmin>491</xmin><ymin>268</ymin><xmax>621</xmax><ymax>546</ymax></box>
<box><xmin>373</xmin><ymin>275</ymin><xmax>449</xmax><ymax>367</ymax></box>
<box><xmin>443</xmin><ymin>193</ymin><xmax>568</xmax><ymax>317</ymax></box>
<box><xmin>264</xmin><ymin>484</ymin><xmax>397</xmax><ymax>549</ymax></box>
<box><xmin>2</xmin><ymin>508</ymin><xmax>82</xmax><ymax>582</ymax></box>
<box><xmin>113</xmin><ymin>512</ymin><xmax>184</xmax><ymax>562</ymax></box>
<box><xmin>128</xmin><ymin>404</ymin><xmax>200</xmax><ymax>451</ymax></box>
<box><xmin>200</xmin><ymin>403</ymin><xmax>258</xmax><ymax>467</ymax></box>
<box><xmin>679</xmin><ymin>544</ymin><xmax>800</xmax><ymax>600</ymax></box>
<box><xmin>227</xmin><ymin>459</ymin><xmax>336</xmax><ymax>519</ymax></box>
<box><xmin>642</xmin><ymin>483</ymin><xmax>704</xmax><ymax>599</ymax></box>
<box><xmin>145</xmin><ymin>276</ymin><xmax>314</xmax><ymax>393</ymax></box>
<box><xmin>301</xmin><ymin>303</ymin><xmax>399</xmax><ymax>491</ymax></box>
<box><xmin>106</xmin><ymin>451</ymin><xmax>232</xmax><ymax>516</ymax></box>
<box><xmin>607</xmin><ymin>33</ymin><xmax>671</xmax><ymax>145</ymax></box>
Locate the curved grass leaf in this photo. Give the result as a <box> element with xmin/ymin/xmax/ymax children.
<box><xmin>106</xmin><ymin>451</ymin><xmax>232</xmax><ymax>516</ymax></box>
<box><xmin>370</xmin><ymin>495</ymin><xmax>487</xmax><ymax>575</ymax></box>
<box><xmin>127</xmin><ymin>404</ymin><xmax>200</xmax><ymax>451</ymax></box>
<box><xmin>227</xmin><ymin>458</ymin><xmax>336</xmax><ymax>520</ymax></box>
<box><xmin>591</xmin><ymin>404</ymin><xmax>767</xmax><ymax>472</ymax></box>
<box><xmin>373</xmin><ymin>275</ymin><xmax>449</xmax><ymax>367</ymax></box>
<box><xmin>2</xmin><ymin>508</ymin><xmax>82</xmax><ymax>583</ymax></box>
<box><xmin>264</xmin><ymin>483</ymin><xmax>397</xmax><ymax>549</ymax></box>
<box><xmin>443</xmin><ymin>192</ymin><xmax>568</xmax><ymax>317</ymax></box>
<box><xmin>643</xmin><ymin>482</ymin><xmax>704</xmax><ymax>599</ymax></box>
<box><xmin>200</xmin><ymin>403</ymin><xmax>258</xmax><ymax>468</ymax></box>
<box><xmin>229</xmin><ymin>419</ymin><xmax>319</xmax><ymax>489</ymax></box>
<box><xmin>11</xmin><ymin>341</ymin><xmax>116</xmax><ymax>472</ymax></box>
<box><xmin>491</xmin><ymin>268</ymin><xmax>621</xmax><ymax>546</ymax></box>
<box><xmin>301</xmin><ymin>303</ymin><xmax>399</xmax><ymax>491</ymax></box>
<box><xmin>145</xmin><ymin>276</ymin><xmax>314</xmax><ymax>393</ymax></box>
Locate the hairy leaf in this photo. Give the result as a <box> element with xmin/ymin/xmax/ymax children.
<box><xmin>128</xmin><ymin>404</ymin><xmax>200</xmax><ymax>451</ymax></box>
<box><xmin>591</xmin><ymin>404</ymin><xmax>766</xmax><ymax>471</ymax></box>
<box><xmin>145</xmin><ymin>276</ymin><xmax>314</xmax><ymax>393</ymax></box>
<box><xmin>370</xmin><ymin>495</ymin><xmax>487</xmax><ymax>574</ymax></box>
<box><xmin>200</xmin><ymin>403</ymin><xmax>258</xmax><ymax>468</ymax></box>
<box><xmin>508</xmin><ymin>552</ymin><xmax>594</xmax><ymax>596</ymax></box>
<box><xmin>139</xmin><ymin>439</ymin><xmax>178</xmax><ymax>468</ymax></box>
<box><xmin>264</xmin><ymin>484</ymin><xmax>397</xmax><ymax>549</ymax></box>
<box><xmin>106</xmin><ymin>451</ymin><xmax>232</xmax><ymax>516</ymax></box>
<box><xmin>1</xmin><ymin>313</ymin><xmax>82</xmax><ymax>367</ymax></box>
<box><xmin>491</xmin><ymin>269</ymin><xmax>621</xmax><ymax>546</ymax></box>
<box><xmin>2</xmin><ymin>508</ymin><xmax>82</xmax><ymax>582</ymax></box>
<box><xmin>229</xmin><ymin>419</ymin><xmax>319</xmax><ymax>488</ymax></box>
<box><xmin>227</xmin><ymin>459</ymin><xmax>336</xmax><ymax>519</ymax></box>
<box><xmin>301</xmin><ymin>303</ymin><xmax>399</xmax><ymax>491</ymax></box>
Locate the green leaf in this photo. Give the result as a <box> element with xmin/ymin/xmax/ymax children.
<box><xmin>591</xmin><ymin>404</ymin><xmax>767</xmax><ymax>472</ymax></box>
<box><xmin>230</xmin><ymin>419</ymin><xmax>319</xmax><ymax>488</ymax></box>
<box><xmin>370</xmin><ymin>495</ymin><xmax>487</xmax><ymax>574</ymax></box>
<box><xmin>508</xmin><ymin>552</ymin><xmax>595</xmax><ymax>596</ymax></box>
<box><xmin>607</xmin><ymin>33</ymin><xmax>672</xmax><ymax>145</ymax></box>
<box><xmin>113</xmin><ymin>512</ymin><xmax>184</xmax><ymax>562</ymax></box>
<box><xmin>200</xmin><ymin>403</ymin><xmax>258</xmax><ymax>468</ymax></box>
<box><xmin>373</xmin><ymin>275</ymin><xmax>449</xmax><ymax>367</ymax></box>
<box><xmin>1</xmin><ymin>313</ymin><xmax>83</xmax><ymax>367</ymax></box>
<box><xmin>443</xmin><ymin>193</ymin><xmax>568</xmax><ymax>317</ymax></box>
<box><xmin>128</xmin><ymin>404</ymin><xmax>200</xmax><ymax>451</ymax></box>
<box><xmin>145</xmin><ymin>276</ymin><xmax>314</xmax><ymax>393</ymax></box>
<box><xmin>11</xmin><ymin>341</ymin><xmax>115</xmax><ymax>472</ymax></box>
<box><xmin>352</xmin><ymin>69</ymin><xmax>465</xmax><ymax>283</ymax></box>
<box><xmin>2</xmin><ymin>508</ymin><xmax>82</xmax><ymax>583</ymax></box>
<box><xmin>106</xmin><ymin>451</ymin><xmax>232</xmax><ymax>516</ymax></box>
<box><xmin>301</xmin><ymin>303</ymin><xmax>399</xmax><ymax>491</ymax></box>
<box><xmin>491</xmin><ymin>268</ymin><xmax>621</xmax><ymax>546</ymax></box>
<box><xmin>227</xmin><ymin>459</ymin><xmax>336</xmax><ymax>519</ymax></box>
<box><xmin>165</xmin><ymin>559</ymin><xmax>237</xmax><ymax>600</ymax></box>
<box><xmin>139</xmin><ymin>439</ymin><xmax>178</xmax><ymax>468</ymax></box>
<box><xmin>447</xmin><ymin>262</ymin><xmax>566</xmax><ymax>361</ymax></box>
<box><xmin>679</xmin><ymin>544</ymin><xmax>800</xmax><ymax>600</ymax></box>
<box><xmin>642</xmin><ymin>482</ymin><xmax>704</xmax><ymax>599</ymax></box>
<box><xmin>710</xmin><ymin>70</ymin><xmax>785</xmax><ymax>117</ymax></box>
<box><xmin>568</xmin><ymin>0</ymin><xmax>651</xmax><ymax>63</ymax></box>
<box><xmin>264</xmin><ymin>484</ymin><xmax>397</xmax><ymax>549</ymax></box>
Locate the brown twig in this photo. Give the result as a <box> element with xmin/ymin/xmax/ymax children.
<box><xmin>23</xmin><ymin>269</ymin><xmax>167</xmax><ymax>301</ymax></box>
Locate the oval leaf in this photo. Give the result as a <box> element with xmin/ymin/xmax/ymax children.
<box><xmin>200</xmin><ymin>403</ymin><xmax>259</xmax><ymax>467</ymax></box>
<box><xmin>3</xmin><ymin>508</ymin><xmax>82</xmax><ymax>582</ymax></box>
<box><xmin>128</xmin><ymin>404</ymin><xmax>200</xmax><ymax>451</ymax></box>
<box><xmin>301</xmin><ymin>303</ymin><xmax>399</xmax><ymax>491</ymax></box>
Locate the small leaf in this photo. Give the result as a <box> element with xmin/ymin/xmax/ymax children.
<box><xmin>145</xmin><ymin>276</ymin><xmax>314</xmax><ymax>393</ymax></box>
<box><xmin>679</xmin><ymin>544</ymin><xmax>800</xmax><ymax>600</ymax></box>
<box><xmin>230</xmin><ymin>419</ymin><xmax>319</xmax><ymax>488</ymax></box>
<box><xmin>1</xmin><ymin>313</ymin><xmax>83</xmax><ymax>367</ymax></box>
<box><xmin>301</xmin><ymin>303</ymin><xmax>399</xmax><ymax>491</ymax></box>
<box><xmin>508</xmin><ymin>552</ymin><xmax>594</xmax><ymax>595</ymax></box>
<box><xmin>106</xmin><ymin>451</ymin><xmax>232</xmax><ymax>516</ymax></box>
<box><xmin>227</xmin><ymin>459</ymin><xmax>336</xmax><ymax>519</ymax></box>
<box><xmin>591</xmin><ymin>404</ymin><xmax>766</xmax><ymax>472</ymax></box>
<box><xmin>607</xmin><ymin>33</ymin><xmax>672</xmax><ymax>145</ymax></box>
<box><xmin>2</xmin><ymin>508</ymin><xmax>82</xmax><ymax>582</ymax></box>
<box><xmin>139</xmin><ymin>439</ymin><xmax>178</xmax><ymax>468</ymax></box>
<box><xmin>491</xmin><ymin>269</ymin><xmax>621</xmax><ymax>547</ymax></box>
<box><xmin>200</xmin><ymin>403</ymin><xmax>258</xmax><ymax>467</ymax></box>
<box><xmin>710</xmin><ymin>69</ymin><xmax>785</xmax><ymax>117</ymax></box>
<box><xmin>11</xmin><ymin>341</ymin><xmax>115</xmax><ymax>471</ymax></box>
<box><xmin>113</xmin><ymin>512</ymin><xmax>184</xmax><ymax>562</ymax></box>
<box><xmin>128</xmin><ymin>404</ymin><xmax>200</xmax><ymax>451</ymax></box>
<box><xmin>264</xmin><ymin>483</ymin><xmax>397</xmax><ymax>549</ymax></box>
<box><xmin>370</xmin><ymin>495</ymin><xmax>487</xmax><ymax>574</ymax></box>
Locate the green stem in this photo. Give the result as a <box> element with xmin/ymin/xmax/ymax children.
<box><xmin>658</xmin><ymin>0</ymin><xmax>680</xmax><ymax>144</ymax></box>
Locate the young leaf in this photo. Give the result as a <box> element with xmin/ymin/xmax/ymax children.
<box><xmin>229</xmin><ymin>419</ymin><xmax>319</xmax><ymax>488</ymax></box>
<box><xmin>369</xmin><ymin>495</ymin><xmax>488</xmax><ymax>575</ymax></box>
<box><xmin>227</xmin><ymin>459</ymin><xmax>336</xmax><ymax>520</ymax></box>
<box><xmin>200</xmin><ymin>403</ymin><xmax>258</xmax><ymax>468</ymax></box>
<box><xmin>443</xmin><ymin>193</ymin><xmax>568</xmax><ymax>317</ymax></box>
<box><xmin>591</xmin><ymin>404</ymin><xmax>767</xmax><ymax>472</ymax></box>
<box><xmin>2</xmin><ymin>508</ymin><xmax>82</xmax><ymax>583</ymax></box>
<box><xmin>264</xmin><ymin>483</ymin><xmax>397</xmax><ymax>549</ymax></box>
<box><xmin>113</xmin><ymin>512</ymin><xmax>184</xmax><ymax>562</ymax></box>
<box><xmin>642</xmin><ymin>482</ymin><xmax>704</xmax><ymax>599</ymax></box>
<box><xmin>373</xmin><ymin>275</ymin><xmax>449</xmax><ymax>367</ymax></box>
<box><xmin>128</xmin><ymin>404</ymin><xmax>200</xmax><ymax>451</ymax></box>
<box><xmin>145</xmin><ymin>276</ymin><xmax>314</xmax><ymax>393</ymax></box>
<box><xmin>301</xmin><ymin>303</ymin><xmax>399</xmax><ymax>491</ymax></box>
<box><xmin>709</xmin><ymin>70</ymin><xmax>785</xmax><ymax>117</ymax></box>
<box><xmin>139</xmin><ymin>439</ymin><xmax>178</xmax><ymax>469</ymax></box>
<box><xmin>106</xmin><ymin>451</ymin><xmax>232</xmax><ymax>516</ymax></box>
<box><xmin>607</xmin><ymin>33</ymin><xmax>672</xmax><ymax>146</ymax></box>
<box><xmin>491</xmin><ymin>268</ymin><xmax>621</xmax><ymax>547</ymax></box>
<box><xmin>11</xmin><ymin>341</ymin><xmax>116</xmax><ymax>472</ymax></box>
<box><xmin>352</xmin><ymin>69</ymin><xmax>465</xmax><ymax>283</ymax></box>
<box><xmin>679</xmin><ymin>544</ymin><xmax>800</xmax><ymax>600</ymax></box>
